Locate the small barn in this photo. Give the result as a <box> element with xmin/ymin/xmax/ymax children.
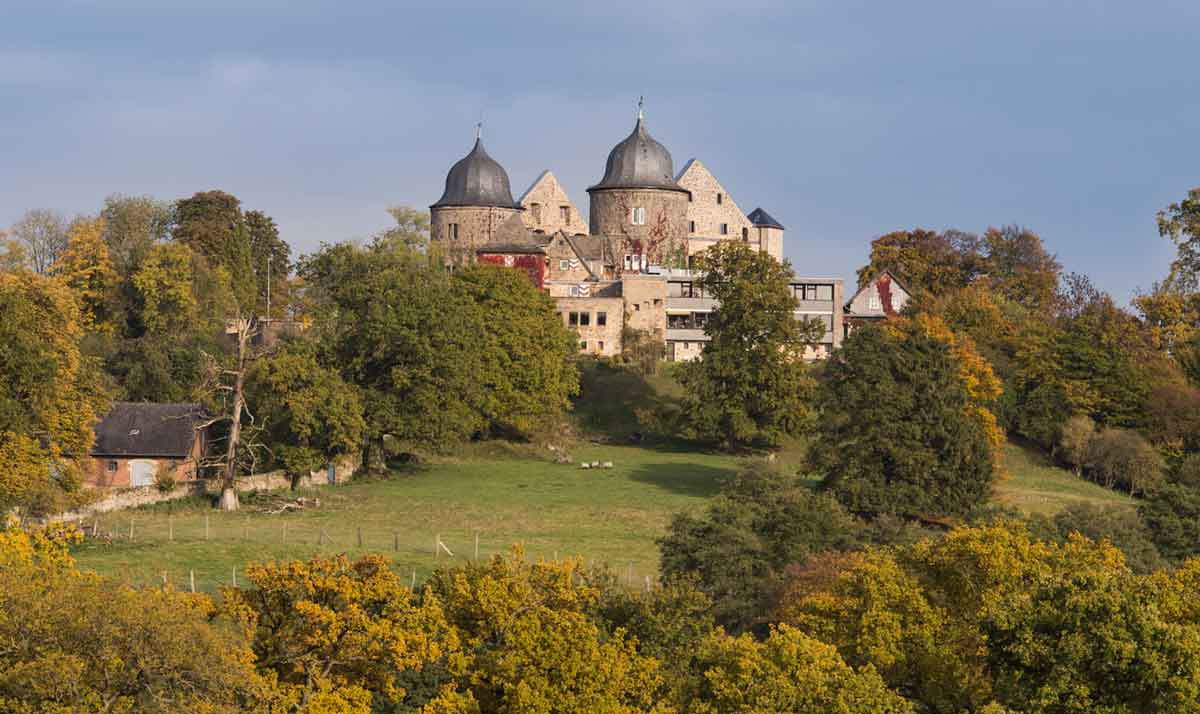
<box><xmin>87</xmin><ymin>402</ymin><xmax>208</xmax><ymax>488</ymax></box>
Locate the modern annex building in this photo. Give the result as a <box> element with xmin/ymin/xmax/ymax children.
<box><xmin>429</xmin><ymin>107</ymin><xmax>843</xmax><ymax>360</ymax></box>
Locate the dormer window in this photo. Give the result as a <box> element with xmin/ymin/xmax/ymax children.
<box><xmin>716</xmin><ymin>193</ymin><xmax>723</xmax><ymax>205</ymax></box>
<box><xmin>530</xmin><ymin>203</ymin><xmax>542</xmax><ymax>223</ymax></box>
<box><xmin>448</xmin><ymin>223</ymin><xmax>459</xmax><ymax>241</ymax></box>
<box><xmin>869</xmin><ymin>295</ymin><xmax>882</xmax><ymax>311</ymax></box>
<box><xmin>560</xmin><ymin>205</ymin><xmax>570</xmax><ymax>223</ymax></box>
<box><xmin>631</xmin><ymin>207</ymin><xmax>646</xmax><ymax>225</ymax></box>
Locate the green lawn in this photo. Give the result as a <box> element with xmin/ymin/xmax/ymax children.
<box><xmin>71</xmin><ymin>442</ymin><xmax>741</xmax><ymax>593</ymax></box>
<box><xmin>995</xmin><ymin>442</ymin><xmax>1135</xmax><ymax>515</ymax></box>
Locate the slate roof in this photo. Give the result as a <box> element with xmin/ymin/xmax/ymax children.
<box><xmin>432</xmin><ymin>138</ymin><xmax>522</xmax><ymax>209</ymax></box>
<box><xmin>91</xmin><ymin>402</ymin><xmax>205</xmax><ymax>458</ymax></box>
<box><xmin>588</xmin><ymin>117</ymin><xmax>687</xmax><ymax>193</ymax></box>
<box><xmin>747</xmin><ymin>207</ymin><xmax>785</xmax><ymax>230</ymax></box>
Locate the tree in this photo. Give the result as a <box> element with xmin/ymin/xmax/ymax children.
<box><xmin>450</xmin><ymin>264</ymin><xmax>579</xmax><ymax>438</ymax></box>
<box><xmin>1140</xmin><ymin>483</ymin><xmax>1200</xmax><ymax>563</ymax></box>
<box><xmin>10</xmin><ymin>208</ymin><xmax>69</xmax><ymax>275</ymax></box>
<box><xmin>1058</xmin><ymin>414</ymin><xmax>1095</xmax><ymax>474</ymax></box>
<box><xmin>856</xmin><ymin>228</ymin><xmax>981</xmax><ymax>297</ymax></box>
<box><xmin>689</xmin><ymin>625</ymin><xmax>913</xmax><ymax>714</ymax></box>
<box><xmin>0</xmin><ymin>524</ymin><xmax>270</xmax><ymax>714</ymax></box>
<box><xmin>376</xmin><ymin>205</ymin><xmax>431</xmax><ymax>251</ymax></box>
<box><xmin>0</xmin><ymin>231</ymin><xmax>27</xmax><ymax>273</ymax></box>
<box><xmin>675</xmin><ymin>241</ymin><xmax>820</xmax><ymax>449</ymax></box>
<box><xmin>979</xmin><ymin>225</ymin><xmax>1061</xmax><ymax>312</ymax></box>
<box><xmin>658</xmin><ymin>461</ymin><xmax>864</xmax><ymax>632</ymax></box>
<box><xmin>53</xmin><ymin>217</ymin><xmax>119</xmax><ymax>335</ymax></box>
<box><xmin>1039</xmin><ymin>502</ymin><xmax>1165</xmax><ymax>574</ymax></box>
<box><xmin>244</xmin><ymin>209</ymin><xmax>290</xmax><ymax>319</ymax></box>
<box><xmin>172</xmin><ymin>190</ymin><xmax>257</xmax><ymax>310</ymax></box>
<box><xmin>811</xmin><ymin>321</ymin><xmax>998</xmax><ymax>518</ymax></box>
<box><xmin>1156</xmin><ymin>187</ymin><xmax>1200</xmax><ymax>292</ymax></box>
<box><xmin>0</xmin><ymin>272</ymin><xmax>108</xmax><ymax>513</ymax></box>
<box><xmin>223</xmin><ymin>553</ymin><xmax>453</xmax><ymax>713</ymax></box>
<box><xmin>100</xmin><ymin>194</ymin><xmax>172</xmax><ymax>276</ymax></box>
<box><xmin>422</xmin><ymin>549</ymin><xmax>671</xmax><ymax>714</ymax></box>
<box><xmin>245</xmin><ymin>339</ymin><xmax>366</xmax><ymax>476</ymax></box>
<box><xmin>1084</xmin><ymin>427</ymin><xmax>1165</xmax><ymax>496</ymax></box>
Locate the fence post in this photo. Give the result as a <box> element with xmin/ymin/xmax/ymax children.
<box><xmin>474</xmin><ymin>531</ymin><xmax>479</xmax><ymax>561</ymax></box>
<box><xmin>357</xmin><ymin>526</ymin><xmax>363</xmax><ymax>548</ymax></box>
<box><xmin>205</xmin><ymin>514</ymin><xmax>210</xmax><ymax>541</ymax></box>
<box><xmin>393</xmin><ymin>532</ymin><xmax>399</xmax><ymax>552</ymax></box>
<box><xmin>434</xmin><ymin>534</ymin><xmax>440</xmax><ymax>560</ymax></box>
<box><xmin>129</xmin><ymin>518</ymin><xmax>134</xmax><ymax>541</ymax></box>
<box><xmin>168</xmin><ymin>515</ymin><xmax>173</xmax><ymax>541</ymax></box>
<box><xmin>190</xmin><ymin>569</ymin><xmax>196</xmax><ymax>593</ymax></box>
<box><xmin>410</xmin><ymin>570</ymin><xmax>416</xmax><ymax>590</ymax></box>
<box><xmin>232</xmin><ymin>566</ymin><xmax>238</xmax><ymax>588</ymax></box>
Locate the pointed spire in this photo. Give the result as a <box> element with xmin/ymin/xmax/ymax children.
<box><xmin>475</xmin><ymin>121</ymin><xmax>482</xmax><ymax>142</ymax></box>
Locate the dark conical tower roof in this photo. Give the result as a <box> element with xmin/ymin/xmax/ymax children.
<box><xmin>588</xmin><ymin>114</ymin><xmax>687</xmax><ymax>193</ymax></box>
<box><xmin>432</xmin><ymin>138</ymin><xmax>521</xmax><ymax>209</ymax></box>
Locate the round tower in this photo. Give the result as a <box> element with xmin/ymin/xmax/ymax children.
<box><xmin>587</xmin><ymin>104</ymin><xmax>689</xmax><ymax>271</ymax></box>
<box><xmin>430</xmin><ymin>133</ymin><xmax>523</xmax><ymax>263</ymax></box>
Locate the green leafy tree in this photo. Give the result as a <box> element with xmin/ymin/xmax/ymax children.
<box><xmin>1140</xmin><ymin>483</ymin><xmax>1200</xmax><ymax>563</ymax></box>
<box><xmin>980</xmin><ymin>225</ymin><xmax>1061</xmax><ymax>312</ymax></box>
<box><xmin>812</xmin><ymin>322</ymin><xmax>997</xmax><ymax>518</ymax></box>
<box><xmin>245</xmin><ymin>339</ymin><xmax>366</xmax><ymax>475</ymax></box>
<box><xmin>1083</xmin><ymin>427</ymin><xmax>1165</xmax><ymax>496</ymax></box>
<box><xmin>1034</xmin><ymin>502</ymin><xmax>1166</xmax><ymax>574</ymax></box>
<box><xmin>100</xmin><ymin>194</ymin><xmax>173</xmax><ymax>276</ymax></box>
<box><xmin>172</xmin><ymin>190</ymin><xmax>257</xmax><ymax>310</ymax></box>
<box><xmin>675</xmin><ymin>242</ymin><xmax>820</xmax><ymax>449</ymax></box>
<box><xmin>244</xmin><ymin>209</ymin><xmax>290</xmax><ymax>318</ymax></box>
<box><xmin>1156</xmin><ymin>187</ymin><xmax>1200</xmax><ymax>292</ymax></box>
<box><xmin>857</xmin><ymin>228</ymin><xmax>981</xmax><ymax>296</ymax></box>
<box><xmin>659</xmin><ymin>461</ymin><xmax>864</xmax><ymax>632</ymax></box>
<box><xmin>450</xmin><ymin>264</ymin><xmax>579</xmax><ymax>439</ymax></box>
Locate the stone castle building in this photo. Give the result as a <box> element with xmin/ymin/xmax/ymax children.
<box><xmin>430</xmin><ymin>108</ymin><xmax>842</xmax><ymax>360</ymax></box>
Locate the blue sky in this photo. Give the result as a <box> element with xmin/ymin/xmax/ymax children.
<box><xmin>2</xmin><ymin>1</ymin><xmax>1197</xmax><ymax>303</ymax></box>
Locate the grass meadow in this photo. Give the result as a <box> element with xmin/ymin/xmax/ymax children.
<box><xmin>70</xmin><ymin>362</ymin><xmax>1135</xmax><ymax>591</ymax></box>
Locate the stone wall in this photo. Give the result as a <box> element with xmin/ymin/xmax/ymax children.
<box><xmin>587</xmin><ymin>188</ymin><xmax>688</xmax><ymax>270</ymax></box>
<box><xmin>621</xmin><ymin>275</ymin><xmax>668</xmax><ymax>335</ymax></box>
<box><xmin>430</xmin><ymin>205</ymin><xmax>523</xmax><ymax>263</ymax></box>
<box><xmin>676</xmin><ymin>160</ymin><xmax>755</xmax><ymax>255</ymax></box>
<box><xmin>554</xmin><ymin>296</ymin><xmax>624</xmax><ymax>356</ymax></box>
<box><xmin>518</xmin><ymin>171</ymin><xmax>588</xmax><ymax>235</ymax></box>
<box><xmin>56</xmin><ymin>454</ymin><xmax>361</xmax><ymax>520</ymax></box>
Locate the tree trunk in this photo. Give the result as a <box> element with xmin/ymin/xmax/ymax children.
<box><xmin>219</xmin><ymin>319</ymin><xmax>250</xmax><ymax>512</ymax></box>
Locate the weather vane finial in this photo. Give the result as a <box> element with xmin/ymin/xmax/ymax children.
<box><xmin>475</xmin><ymin>121</ymin><xmax>482</xmax><ymax>141</ymax></box>
<box><xmin>637</xmin><ymin>96</ymin><xmax>644</xmax><ymax>121</ymax></box>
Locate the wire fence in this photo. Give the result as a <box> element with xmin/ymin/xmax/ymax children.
<box><xmin>73</xmin><ymin>512</ymin><xmax>658</xmax><ymax>595</ymax></box>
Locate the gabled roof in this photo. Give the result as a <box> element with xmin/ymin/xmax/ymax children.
<box><xmin>747</xmin><ymin>207</ymin><xmax>785</xmax><ymax>230</ymax></box>
<box><xmin>843</xmin><ymin>269</ymin><xmax>912</xmax><ymax>313</ymax></box>
<box><xmin>91</xmin><ymin>402</ymin><xmax>205</xmax><ymax>458</ymax></box>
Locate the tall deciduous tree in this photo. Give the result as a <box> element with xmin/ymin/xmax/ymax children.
<box><xmin>450</xmin><ymin>264</ymin><xmax>579</xmax><ymax>438</ymax></box>
<box><xmin>0</xmin><ymin>272</ymin><xmax>108</xmax><ymax>512</ymax></box>
<box><xmin>172</xmin><ymin>190</ymin><xmax>257</xmax><ymax>310</ymax></box>
<box><xmin>100</xmin><ymin>194</ymin><xmax>173</xmax><ymax>276</ymax></box>
<box><xmin>811</xmin><ymin>321</ymin><xmax>997</xmax><ymax>518</ymax></box>
<box><xmin>246</xmin><ymin>339</ymin><xmax>366</xmax><ymax>476</ymax></box>
<box><xmin>980</xmin><ymin>225</ymin><xmax>1061</xmax><ymax>312</ymax></box>
<box><xmin>54</xmin><ymin>217</ymin><xmax>119</xmax><ymax>335</ymax></box>
<box><xmin>10</xmin><ymin>208</ymin><xmax>69</xmax><ymax>275</ymax></box>
<box><xmin>676</xmin><ymin>242</ymin><xmax>820</xmax><ymax>450</ymax></box>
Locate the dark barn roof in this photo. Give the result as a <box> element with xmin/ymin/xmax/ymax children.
<box><xmin>91</xmin><ymin>402</ymin><xmax>205</xmax><ymax>458</ymax></box>
<box><xmin>588</xmin><ymin>117</ymin><xmax>687</xmax><ymax>193</ymax></box>
<box><xmin>747</xmin><ymin>207</ymin><xmax>785</xmax><ymax>230</ymax></box>
<box><xmin>432</xmin><ymin>138</ymin><xmax>522</xmax><ymax>209</ymax></box>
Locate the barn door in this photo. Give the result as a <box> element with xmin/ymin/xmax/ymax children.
<box><xmin>130</xmin><ymin>460</ymin><xmax>157</xmax><ymax>487</ymax></box>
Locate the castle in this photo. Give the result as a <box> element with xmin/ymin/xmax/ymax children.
<box><xmin>429</xmin><ymin>105</ymin><xmax>843</xmax><ymax>360</ymax></box>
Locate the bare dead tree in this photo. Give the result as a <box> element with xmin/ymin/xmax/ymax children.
<box><xmin>198</xmin><ymin>315</ymin><xmax>273</xmax><ymax>511</ymax></box>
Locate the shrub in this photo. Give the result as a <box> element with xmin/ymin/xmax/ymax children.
<box><xmin>1085</xmin><ymin>428</ymin><xmax>1165</xmax><ymax>496</ymax></box>
<box><xmin>1058</xmin><ymin>414</ymin><xmax>1095</xmax><ymax>473</ymax></box>
<box><xmin>1140</xmin><ymin>483</ymin><xmax>1200</xmax><ymax>563</ymax></box>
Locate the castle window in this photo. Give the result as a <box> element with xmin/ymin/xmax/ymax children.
<box><xmin>688</xmin><ymin>220</ymin><xmax>696</xmax><ymax>233</ymax></box>
<box><xmin>716</xmin><ymin>193</ymin><xmax>723</xmax><ymax>205</ymax></box>
<box><xmin>596</xmin><ymin>312</ymin><xmax>607</xmax><ymax>326</ymax></box>
<box><xmin>719</xmin><ymin>223</ymin><xmax>728</xmax><ymax>235</ymax></box>
<box><xmin>531</xmin><ymin>203</ymin><xmax>542</xmax><ymax>223</ymax></box>
<box><xmin>742</xmin><ymin>227</ymin><xmax>748</xmax><ymax>241</ymax></box>
<box><xmin>868</xmin><ymin>295</ymin><xmax>882</xmax><ymax>311</ymax></box>
<box><xmin>580</xmin><ymin>341</ymin><xmax>588</xmax><ymax>350</ymax></box>
<box><xmin>579</xmin><ymin>312</ymin><xmax>591</xmax><ymax>326</ymax></box>
<box><xmin>631</xmin><ymin>207</ymin><xmax>646</xmax><ymax>225</ymax></box>
<box><xmin>560</xmin><ymin>205</ymin><xmax>570</xmax><ymax>223</ymax></box>
<box><xmin>598</xmin><ymin>341</ymin><xmax>604</xmax><ymax>351</ymax></box>
<box><xmin>559</xmin><ymin>259</ymin><xmax>570</xmax><ymax>270</ymax></box>
<box><xmin>449</xmin><ymin>223</ymin><xmax>460</xmax><ymax>241</ymax></box>
<box><xmin>569</xmin><ymin>312</ymin><xmax>580</xmax><ymax>326</ymax></box>
<box><xmin>107</xmin><ymin>460</ymin><xmax>118</xmax><ymax>473</ymax></box>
